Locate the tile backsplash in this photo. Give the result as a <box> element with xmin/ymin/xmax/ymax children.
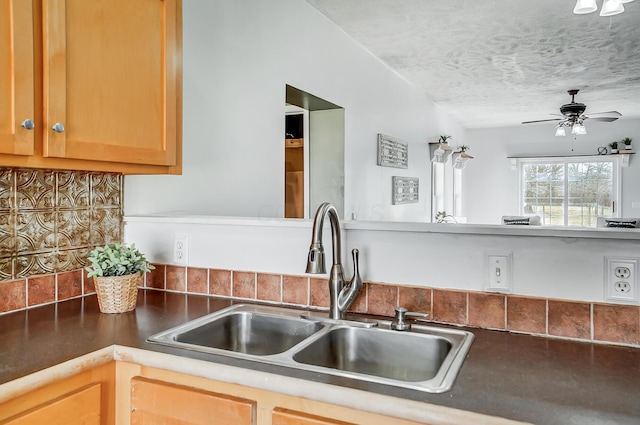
<box><xmin>0</xmin><ymin>168</ymin><xmax>123</xmax><ymax>280</ymax></box>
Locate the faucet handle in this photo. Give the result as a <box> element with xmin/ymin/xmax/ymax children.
<box><xmin>336</xmin><ymin>249</ymin><xmax>363</xmax><ymax>313</ymax></box>
<box><xmin>391</xmin><ymin>307</ymin><xmax>429</xmax><ymax>331</ymax></box>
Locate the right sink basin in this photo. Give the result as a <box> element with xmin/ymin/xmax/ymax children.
<box><xmin>292</xmin><ymin>326</ymin><xmax>451</xmax><ymax>382</ymax></box>
<box><xmin>291</xmin><ymin>323</ymin><xmax>473</xmax><ymax>393</ymax></box>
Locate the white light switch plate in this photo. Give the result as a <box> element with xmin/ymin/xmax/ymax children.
<box><xmin>485</xmin><ymin>253</ymin><xmax>513</xmax><ymax>293</ymax></box>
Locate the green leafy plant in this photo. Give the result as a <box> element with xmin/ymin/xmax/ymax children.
<box><xmin>86</xmin><ymin>243</ymin><xmax>154</xmax><ymax>278</ymax></box>
<box><xmin>621</xmin><ymin>137</ymin><xmax>633</xmax><ymax>146</ymax></box>
<box><xmin>609</xmin><ymin>141</ymin><xmax>618</xmax><ymax>149</ymax></box>
<box><xmin>458</xmin><ymin>145</ymin><xmax>470</xmax><ymax>152</ymax></box>
<box><xmin>438</xmin><ymin>134</ymin><xmax>452</xmax><ymax>144</ymax></box>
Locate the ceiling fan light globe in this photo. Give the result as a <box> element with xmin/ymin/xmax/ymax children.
<box><xmin>600</xmin><ymin>0</ymin><xmax>625</xmax><ymax>15</ymax></box>
<box><xmin>574</xmin><ymin>0</ymin><xmax>598</xmax><ymax>13</ymax></box>
<box><xmin>571</xmin><ymin>124</ymin><xmax>587</xmax><ymax>135</ymax></box>
<box><xmin>555</xmin><ymin>126</ymin><xmax>567</xmax><ymax>137</ymax></box>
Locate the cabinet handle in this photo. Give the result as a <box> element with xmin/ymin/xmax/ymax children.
<box><xmin>20</xmin><ymin>119</ymin><xmax>35</xmax><ymax>130</ymax></box>
<box><xmin>52</xmin><ymin>122</ymin><xmax>65</xmax><ymax>133</ymax></box>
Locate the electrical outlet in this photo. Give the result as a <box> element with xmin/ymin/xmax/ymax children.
<box><xmin>615</xmin><ymin>266</ymin><xmax>631</xmax><ymax>279</ymax></box>
<box><xmin>173</xmin><ymin>234</ymin><xmax>189</xmax><ymax>265</ymax></box>
<box><xmin>485</xmin><ymin>253</ymin><xmax>513</xmax><ymax>293</ymax></box>
<box><xmin>605</xmin><ymin>257</ymin><xmax>638</xmax><ymax>303</ymax></box>
<box><xmin>615</xmin><ymin>281</ymin><xmax>631</xmax><ymax>293</ymax></box>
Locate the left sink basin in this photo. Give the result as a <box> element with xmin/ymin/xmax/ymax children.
<box><xmin>148</xmin><ymin>304</ymin><xmax>325</xmax><ymax>356</ymax></box>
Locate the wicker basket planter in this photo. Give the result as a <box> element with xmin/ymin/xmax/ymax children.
<box><xmin>94</xmin><ymin>273</ymin><xmax>142</xmax><ymax>314</ymax></box>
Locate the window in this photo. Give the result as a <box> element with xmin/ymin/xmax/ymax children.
<box><xmin>519</xmin><ymin>156</ymin><xmax>620</xmax><ymax>227</ymax></box>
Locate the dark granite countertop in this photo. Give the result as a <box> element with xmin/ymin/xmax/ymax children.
<box><xmin>1</xmin><ymin>290</ymin><xmax>639</xmax><ymax>425</ymax></box>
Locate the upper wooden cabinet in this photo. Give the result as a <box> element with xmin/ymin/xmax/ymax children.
<box><xmin>0</xmin><ymin>0</ymin><xmax>35</xmax><ymax>156</ymax></box>
<box><xmin>0</xmin><ymin>0</ymin><xmax>182</xmax><ymax>174</ymax></box>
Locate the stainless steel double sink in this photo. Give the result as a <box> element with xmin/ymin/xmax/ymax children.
<box><xmin>148</xmin><ymin>304</ymin><xmax>474</xmax><ymax>393</ymax></box>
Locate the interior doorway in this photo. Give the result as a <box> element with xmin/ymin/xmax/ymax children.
<box><xmin>284</xmin><ymin>85</ymin><xmax>345</xmax><ymax>219</ymax></box>
<box><xmin>284</xmin><ymin>106</ymin><xmax>309</xmax><ymax>218</ymax></box>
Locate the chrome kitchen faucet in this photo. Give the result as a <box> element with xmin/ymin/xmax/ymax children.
<box><xmin>306</xmin><ymin>203</ymin><xmax>362</xmax><ymax>320</ymax></box>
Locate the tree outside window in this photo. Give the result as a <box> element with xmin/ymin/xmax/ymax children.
<box><xmin>520</xmin><ymin>158</ymin><xmax>618</xmax><ymax>227</ymax></box>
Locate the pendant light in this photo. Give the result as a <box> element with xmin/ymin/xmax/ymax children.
<box><xmin>574</xmin><ymin>0</ymin><xmax>598</xmax><ymax>13</ymax></box>
<box><xmin>555</xmin><ymin>125</ymin><xmax>566</xmax><ymax>137</ymax></box>
<box><xmin>600</xmin><ymin>0</ymin><xmax>625</xmax><ymax>15</ymax></box>
<box><xmin>573</xmin><ymin>0</ymin><xmax>634</xmax><ymax>15</ymax></box>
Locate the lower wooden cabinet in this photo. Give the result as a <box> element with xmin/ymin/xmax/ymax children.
<box><xmin>116</xmin><ymin>362</ymin><xmax>429</xmax><ymax>425</ymax></box>
<box><xmin>1</xmin><ymin>384</ymin><xmax>101</xmax><ymax>425</ymax></box>
<box><xmin>0</xmin><ymin>362</ymin><xmax>114</xmax><ymax>425</ymax></box>
<box><xmin>130</xmin><ymin>377</ymin><xmax>255</xmax><ymax>425</ymax></box>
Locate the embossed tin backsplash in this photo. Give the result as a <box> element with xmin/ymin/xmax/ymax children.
<box><xmin>0</xmin><ymin>168</ymin><xmax>122</xmax><ymax>281</ymax></box>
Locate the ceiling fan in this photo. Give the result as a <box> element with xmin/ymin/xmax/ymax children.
<box><xmin>521</xmin><ymin>89</ymin><xmax>622</xmax><ymax>136</ymax></box>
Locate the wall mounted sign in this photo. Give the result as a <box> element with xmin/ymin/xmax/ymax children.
<box><xmin>377</xmin><ymin>134</ymin><xmax>408</xmax><ymax>169</ymax></box>
<box><xmin>392</xmin><ymin>176</ymin><xmax>419</xmax><ymax>204</ymax></box>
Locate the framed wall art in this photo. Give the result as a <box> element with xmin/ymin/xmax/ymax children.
<box><xmin>377</xmin><ymin>134</ymin><xmax>408</xmax><ymax>169</ymax></box>
<box><xmin>392</xmin><ymin>176</ymin><xmax>419</xmax><ymax>204</ymax></box>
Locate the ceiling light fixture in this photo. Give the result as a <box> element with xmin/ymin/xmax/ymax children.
<box><xmin>571</xmin><ymin>121</ymin><xmax>587</xmax><ymax>135</ymax></box>
<box><xmin>600</xmin><ymin>0</ymin><xmax>625</xmax><ymax>15</ymax></box>
<box><xmin>573</xmin><ymin>0</ymin><xmax>634</xmax><ymax>15</ymax></box>
<box><xmin>574</xmin><ymin>0</ymin><xmax>598</xmax><ymax>13</ymax></box>
<box><xmin>555</xmin><ymin>125</ymin><xmax>567</xmax><ymax>137</ymax></box>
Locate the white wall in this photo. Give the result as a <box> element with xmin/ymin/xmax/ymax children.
<box><xmin>464</xmin><ymin>119</ymin><xmax>640</xmax><ymax>224</ymax></box>
<box><xmin>124</xmin><ymin>0</ymin><xmax>465</xmax><ymax>222</ymax></box>
<box><xmin>309</xmin><ymin>109</ymin><xmax>344</xmax><ymax>218</ymax></box>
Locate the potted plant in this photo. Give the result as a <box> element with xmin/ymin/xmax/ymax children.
<box><xmin>621</xmin><ymin>137</ymin><xmax>633</xmax><ymax>150</ymax></box>
<box><xmin>438</xmin><ymin>134</ymin><xmax>452</xmax><ymax>144</ymax></box>
<box><xmin>86</xmin><ymin>243</ymin><xmax>154</xmax><ymax>314</ymax></box>
<box><xmin>458</xmin><ymin>145</ymin><xmax>470</xmax><ymax>153</ymax></box>
<box><xmin>609</xmin><ymin>141</ymin><xmax>619</xmax><ymax>154</ymax></box>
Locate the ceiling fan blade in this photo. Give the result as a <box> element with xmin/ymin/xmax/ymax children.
<box><xmin>587</xmin><ymin>111</ymin><xmax>622</xmax><ymax>116</ymax></box>
<box><xmin>585</xmin><ymin>116</ymin><xmax>619</xmax><ymax>122</ymax></box>
<box><xmin>521</xmin><ymin>118</ymin><xmax>563</xmax><ymax>124</ymax></box>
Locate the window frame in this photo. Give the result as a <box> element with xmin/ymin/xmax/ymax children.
<box><xmin>517</xmin><ymin>155</ymin><xmax>621</xmax><ymax>227</ymax></box>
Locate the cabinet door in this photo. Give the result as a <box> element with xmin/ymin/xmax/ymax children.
<box><xmin>0</xmin><ymin>0</ymin><xmax>35</xmax><ymax>155</ymax></box>
<box><xmin>273</xmin><ymin>408</ymin><xmax>356</xmax><ymax>425</ymax></box>
<box><xmin>130</xmin><ymin>377</ymin><xmax>256</xmax><ymax>425</ymax></box>
<box><xmin>42</xmin><ymin>0</ymin><xmax>178</xmax><ymax>166</ymax></box>
<box><xmin>0</xmin><ymin>384</ymin><xmax>101</xmax><ymax>425</ymax></box>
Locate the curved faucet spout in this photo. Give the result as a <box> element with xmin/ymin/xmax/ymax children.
<box><xmin>306</xmin><ymin>203</ymin><xmax>362</xmax><ymax>320</ymax></box>
<box><xmin>306</xmin><ymin>203</ymin><xmax>341</xmax><ymax>271</ymax></box>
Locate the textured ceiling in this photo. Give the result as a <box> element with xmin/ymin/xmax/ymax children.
<box><xmin>306</xmin><ymin>0</ymin><xmax>640</xmax><ymax>128</ymax></box>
